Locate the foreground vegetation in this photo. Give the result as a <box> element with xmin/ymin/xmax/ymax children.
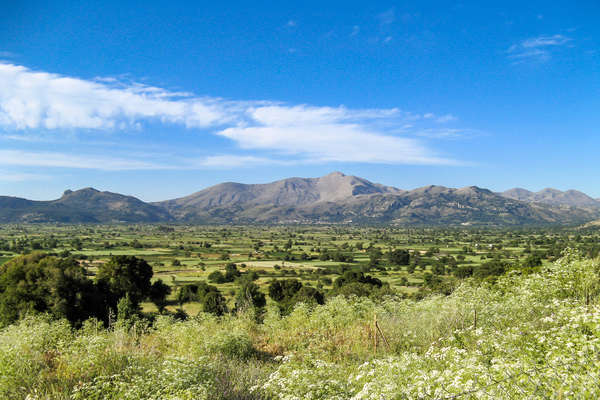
<box><xmin>1</xmin><ymin>250</ymin><xmax>600</xmax><ymax>398</ymax></box>
<box><xmin>2</xmin><ymin>225</ymin><xmax>600</xmax><ymax>398</ymax></box>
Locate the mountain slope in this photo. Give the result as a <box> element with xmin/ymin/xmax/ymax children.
<box><xmin>0</xmin><ymin>188</ymin><xmax>172</xmax><ymax>223</ymax></box>
<box><xmin>1</xmin><ymin>174</ymin><xmax>599</xmax><ymax>225</ymax></box>
<box><xmin>155</xmin><ymin>174</ymin><xmax>600</xmax><ymax>225</ymax></box>
<box><xmin>155</xmin><ymin>171</ymin><xmax>403</xmax><ymax>221</ymax></box>
<box><xmin>501</xmin><ymin>188</ymin><xmax>600</xmax><ymax>208</ymax></box>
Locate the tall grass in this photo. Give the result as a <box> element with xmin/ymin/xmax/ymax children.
<box><xmin>2</xmin><ymin>250</ymin><xmax>600</xmax><ymax>399</ymax></box>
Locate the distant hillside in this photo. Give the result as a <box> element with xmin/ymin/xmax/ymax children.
<box><xmin>1</xmin><ymin>173</ymin><xmax>599</xmax><ymax>225</ymax></box>
<box><xmin>0</xmin><ymin>188</ymin><xmax>172</xmax><ymax>223</ymax></box>
<box><xmin>500</xmin><ymin>188</ymin><xmax>600</xmax><ymax>208</ymax></box>
<box><xmin>154</xmin><ymin>172</ymin><xmax>600</xmax><ymax>225</ymax></box>
<box><xmin>155</xmin><ymin>172</ymin><xmax>403</xmax><ymax>222</ymax></box>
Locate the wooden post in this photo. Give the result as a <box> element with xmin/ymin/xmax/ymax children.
<box><xmin>373</xmin><ymin>313</ymin><xmax>378</xmax><ymax>355</ymax></box>
<box><xmin>376</xmin><ymin>320</ymin><xmax>391</xmax><ymax>351</ymax></box>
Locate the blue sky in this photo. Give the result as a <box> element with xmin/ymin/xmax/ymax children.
<box><xmin>0</xmin><ymin>0</ymin><xmax>598</xmax><ymax>201</ymax></box>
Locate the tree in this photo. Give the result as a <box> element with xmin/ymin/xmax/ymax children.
<box><xmin>522</xmin><ymin>254</ymin><xmax>543</xmax><ymax>269</ymax></box>
<box><xmin>97</xmin><ymin>255</ymin><xmax>153</xmax><ymax>307</ymax></box>
<box><xmin>202</xmin><ymin>291</ymin><xmax>227</xmax><ymax>316</ymax></box>
<box><xmin>267</xmin><ymin>279</ymin><xmax>324</xmax><ymax>314</ymax></box>
<box><xmin>368</xmin><ymin>248</ymin><xmax>383</xmax><ymax>265</ymax></box>
<box><xmin>208</xmin><ymin>270</ymin><xmax>226</xmax><ymax>284</ymax></box>
<box><xmin>474</xmin><ymin>260</ymin><xmax>508</xmax><ymax>279</ymax></box>
<box><xmin>224</xmin><ymin>263</ymin><xmax>241</xmax><ymax>282</ymax></box>
<box><xmin>387</xmin><ymin>249</ymin><xmax>410</xmax><ymax>266</ymax></box>
<box><xmin>333</xmin><ymin>271</ymin><xmax>383</xmax><ymax>289</ymax></box>
<box><xmin>235</xmin><ymin>277</ymin><xmax>266</xmax><ymax>311</ymax></box>
<box><xmin>453</xmin><ymin>265</ymin><xmax>474</xmax><ymax>279</ymax></box>
<box><xmin>0</xmin><ymin>252</ymin><xmax>106</xmax><ymax>327</ymax></box>
<box><xmin>149</xmin><ymin>280</ymin><xmax>171</xmax><ymax>313</ymax></box>
<box><xmin>268</xmin><ymin>279</ymin><xmax>302</xmax><ymax>302</ymax></box>
<box><xmin>291</xmin><ymin>286</ymin><xmax>324</xmax><ymax>306</ymax></box>
<box><xmin>116</xmin><ymin>293</ymin><xmax>140</xmax><ymax>328</ymax></box>
<box><xmin>330</xmin><ymin>270</ymin><xmax>391</xmax><ymax>298</ymax></box>
<box><xmin>432</xmin><ymin>262</ymin><xmax>445</xmax><ymax>275</ymax></box>
<box><xmin>176</xmin><ymin>282</ymin><xmax>227</xmax><ymax>316</ymax></box>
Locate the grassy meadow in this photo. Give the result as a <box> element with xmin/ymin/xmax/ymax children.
<box><xmin>1</xmin><ymin>225</ymin><xmax>600</xmax><ymax>398</ymax></box>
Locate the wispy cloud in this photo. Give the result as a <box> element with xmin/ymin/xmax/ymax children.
<box><xmin>435</xmin><ymin>114</ymin><xmax>457</xmax><ymax>123</ymax></box>
<box><xmin>0</xmin><ymin>62</ymin><xmax>468</xmax><ymax>167</ymax></box>
<box><xmin>194</xmin><ymin>155</ymin><xmax>285</xmax><ymax>168</ymax></box>
<box><xmin>422</xmin><ymin>113</ymin><xmax>457</xmax><ymax>123</ymax></box>
<box><xmin>218</xmin><ymin>105</ymin><xmax>459</xmax><ymax>165</ymax></box>
<box><xmin>414</xmin><ymin>128</ymin><xmax>482</xmax><ymax>140</ymax></box>
<box><xmin>0</xmin><ymin>150</ymin><xmax>166</xmax><ymax>170</ymax></box>
<box><xmin>351</xmin><ymin>25</ymin><xmax>360</xmax><ymax>37</ymax></box>
<box><xmin>377</xmin><ymin>8</ymin><xmax>395</xmax><ymax>26</ymax></box>
<box><xmin>0</xmin><ymin>171</ymin><xmax>47</xmax><ymax>182</ymax></box>
<box><xmin>507</xmin><ymin>34</ymin><xmax>572</xmax><ymax>63</ymax></box>
<box><xmin>0</xmin><ymin>51</ymin><xmax>16</xmax><ymax>59</ymax></box>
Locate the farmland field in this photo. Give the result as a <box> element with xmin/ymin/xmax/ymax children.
<box><xmin>3</xmin><ymin>224</ymin><xmax>596</xmax><ymax>312</ymax></box>
<box><xmin>1</xmin><ymin>224</ymin><xmax>600</xmax><ymax>399</ymax></box>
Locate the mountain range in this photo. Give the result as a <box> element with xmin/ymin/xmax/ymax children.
<box><xmin>499</xmin><ymin>188</ymin><xmax>600</xmax><ymax>208</ymax></box>
<box><xmin>1</xmin><ymin>172</ymin><xmax>599</xmax><ymax>225</ymax></box>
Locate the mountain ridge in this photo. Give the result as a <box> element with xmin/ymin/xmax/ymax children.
<box><xmin>1</xmin><ymin>173</ymin><xmax>599</xmax><ymax>225</ymax></box>
<box><xmin>499</xmin><ymin>187</ymin><xmax>600</xmax><ymax>208</ymax></box>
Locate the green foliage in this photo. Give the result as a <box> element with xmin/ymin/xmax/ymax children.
<box><xmin>177</xmin><ymin>282</ymin><xmax>227</xmax><ymax>316</ymax></box>
<box><xmin>207</xmin><ymin>270</ymin><xmax>226</xmax><ymax>283</ymax></box>
<box><xmin>268</xmin><ymin>279</ymin><xmax>302</xmax><ymax>302</ymax></box>
<box><xmin>0</xmin><ymin>252</ymin><xmax>104</xmax><ymax>327</ymax></box>
<box><xmin>235</xmin><ymin>277</ymin><xmax>266</xmax><ymax>311</ymax></box>
<box><xmin>97</xmin><ymin>255</ymin><xmax>153</xmax><ymax>306</ymax></box>
<box><xmin>474</xmin><ymin>259</ymin><xmax>509</xmax><ymax>279</ymax></box>
<box><xmin>387</xmin><ymin>248</ymin><xmax>410</xmax><ymax>265</ymax></box>
<box><xmin>201</xmin><ymin>290</ymin><xmax>228</xmax><ymax>316</ymax></box>
<box><xmin>2</xmin><ymin>252</ymin><xmax>600</xmax><ymax>398</ymax></box>
<box><xmin>368</xmin><ymin>247</ymin><xmax>383</xmax><ymax>265</ymax></box>
<box><xmin>268</xmin><ymin>279</ymin><xmax>324</xmax><ymax>314</ymax></box>
<box><xmin>116</xmin><ymin>293</ymin><xmax>141</xmax><ymax>329</ymax></box>
<box><xmin>148</xmin><ymin>279</ymin><xmax>171</xmax><ymax>313</ymax></box>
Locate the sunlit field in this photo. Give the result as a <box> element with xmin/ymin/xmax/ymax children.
<box><xmin>1</xmin><ymin>225</ymin><xmax>600</xmax><ymax>398</ymax></box>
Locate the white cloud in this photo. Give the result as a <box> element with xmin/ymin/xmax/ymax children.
<box><xmin>218</xmin><ymin>105</ymin><xmax>458</xmax><ymax>165</ymax></box>
<box><xmin>0</xmin><ymin>62</ymin><xmax>466</xmax><ymax>167</ymax></box>
<box><xmin>508</xmin><ymin>34</ymin><xmax>572</xmax><ymax>63</ymax></box>
<box><xmin>0</xmin><ymin>63</ymin><xmax>232</xmax><ymax>130</ymax></box>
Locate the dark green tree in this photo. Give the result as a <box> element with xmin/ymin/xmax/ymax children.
<box><xmin>0</xmin><ymin>252</ymin><xmax>105</xmax><ymax>327</ymax></box>
<box><xmin>202</xmin><ymin>290</ymin><xmax>228</xmax><ymax>316</ymax></box>
<box><xmin>235</xmin><ymin>277</ymin><xmax>266</xmax><ymax>311</ymax></box>
<box><xmin>149</xmin><ymin>279</ymin><xmax>171</xmax><ymax>313</ymax></box>
<box><xmin>97</xmin><ymin>255</ymin><xmax>153</xmax><ymax>307</ymax></box>
<box><xmin>387</xmin><ymin>249</ymin><xmax>410</xmax><ymax>266</ymax></box>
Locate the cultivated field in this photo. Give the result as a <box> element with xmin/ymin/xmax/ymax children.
<box><xmin>1</xmin><ymin>224</ymin><xmax>600</xmax><ymax>398</ymax></box>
